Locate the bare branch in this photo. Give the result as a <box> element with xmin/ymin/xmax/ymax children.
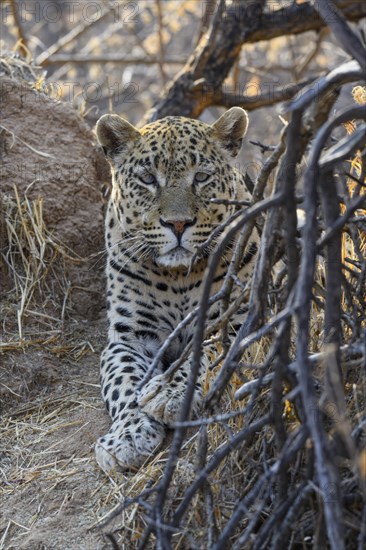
<box><xmin>40</xmin><ymin>54</ymin><xmax>186</xmax><ymax>66</ymax></box>
<box><xmin>213</xmin><ymin>79</ymin><xmax>316</xmax><ymax>111</ymax></box>
<box><xmin>320</xmin><ymin>123</ymin><xmax>366</xmax><ymax>169</ymax></box>
<box><xmin>315</xmin><ymin>0</ymin><xmax>366</xmax><ymax>71</ymax></box>
<box><xmin>9</xmin><ymin>0</ymin><xmax>28</xmax><ymax>54</ymax></box>
<box><xmin>284</xmin><ymin>60</ymin><xmax>364</xmax><ymax>113</ymax></box>
<box><xmin>35</xmin><ymin>3</ymin><xmax>115</xmax><ymax>66</ymax></box>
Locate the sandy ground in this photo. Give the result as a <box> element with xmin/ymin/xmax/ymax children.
<box><xmin>1</xmin><ymin>326</ymin><xmax>113</xmax><ymax>550</ymax></box>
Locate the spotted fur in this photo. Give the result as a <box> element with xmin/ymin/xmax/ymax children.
<box><xmin>95</xmin><ymin>107</ymin><xmax>257</xmax><ymax>472</ymax></box>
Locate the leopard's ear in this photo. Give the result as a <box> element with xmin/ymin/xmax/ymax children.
<box><xmin>96</xmin><ymin>114</ymin><xmax>141</xmax><ymax>160</ymax></box>
<box><xmin>212</xmin><ymin>107</ymin><xmax>249</xmax><ymax>157</ymax></box>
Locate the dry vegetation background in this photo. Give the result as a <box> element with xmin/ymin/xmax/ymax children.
<box><xmin>0</xmin><ymin>1</ymin><xmax>366</xmax><ymax>549</ymax></box>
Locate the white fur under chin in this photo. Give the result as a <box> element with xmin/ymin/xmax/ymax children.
<box><xmin>155</xmin><ymin>248</ymin><xmax>193</xmax><ymax>269</ymax></box>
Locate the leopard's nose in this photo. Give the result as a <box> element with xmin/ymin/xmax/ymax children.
<box><xmin>160</xmin><ymin>217</ymin><xmax>197</xmax><ymax>237</ymax></box>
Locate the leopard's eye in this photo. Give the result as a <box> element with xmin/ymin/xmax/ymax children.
<box><xmin>139</xmin><ymin>173</ymin><xmax>157</xmax><ymax>185</ymax></box>
<box><xmin>194</xmin><ymin>172</ymin><xmax>211</xmax><ymax>184</ymax></box>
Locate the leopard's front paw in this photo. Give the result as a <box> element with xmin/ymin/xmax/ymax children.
<box><xmin>138</xmin><ymin>374</ymin><xmax>200</xmax><ymax>425</ymax></box>
<box><xmin>95</xmin><ymin>408</ymin><xmax>165</xmax><ymax>473</ymax></box>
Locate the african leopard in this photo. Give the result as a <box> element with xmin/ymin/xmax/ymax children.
<box><xmin>95</xmin><ymin>107</ymin><xmax>257</xmax><ymax>473</ymax></box>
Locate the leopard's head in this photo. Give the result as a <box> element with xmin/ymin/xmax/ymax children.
<box><xmin>96</xmin><ymin>108</ymin><xmax>249</xmax><ymax>269</ymax></box>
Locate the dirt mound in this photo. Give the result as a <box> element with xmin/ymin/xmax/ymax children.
<box><xmin>0</xmin><ymin>71</ymin><xmax>109</xmax><ymax>256</ymax></box>
<box><xmin>0</xmin><ymin>59</ymin><xmax>111</xmax><ymax>321</ymax></box>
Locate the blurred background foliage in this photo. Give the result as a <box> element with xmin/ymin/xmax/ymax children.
<box><xmin>1</xmin><ymin>0</ymin><xmax>361</xmax><ymax>171</ymax></box>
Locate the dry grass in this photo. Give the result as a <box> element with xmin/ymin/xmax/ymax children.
<box><xmin>0</xmin><ymin>49</ymin><xmax>42</xmax><ymax>83</ymax></box>
<box><xmin>0</xmin><ymin>186</ymin><xmax>82</xmax><ymax>352</ymax></box>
